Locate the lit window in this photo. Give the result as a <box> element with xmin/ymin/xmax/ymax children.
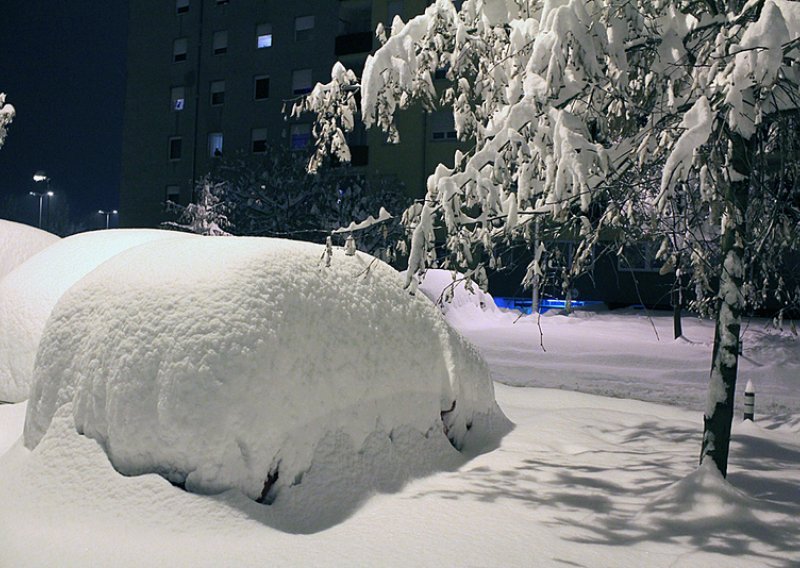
<box><xmin>208</xmin><ymin>132</ymin><xmax>223</xmax><ymax>157</ymax></box>
<box><xmin>292</xmin><ymin>68</ymin><xmax>313</xmax><ymax>95</ymax></box>
<box><xmin>176</xmin><ymin>0</ymin><xmax>189</xmax><ymax>14</ymax></box>
<box><xmin>171</xmin><ymin>86</ymin><xmax>185</xmax><ymax>111</ymax></box>
<box><xmin>251</xmin><ymin>128</ymin><xmax>268</xmax><ymax>153</ymax></box>
<box><xmin>210</xmin><ymin>81</ymin><xmax>225</xmax><ymax>105</ymax></box>
<box><xmin>256</xmin><ymin>23</ymin><xmax>273</xmax><ymax>48</ymax></box>
<box><xmin>169</xmin><ymin>137</ymin><xmax>182</xmax><ymax>160</ymax></box>
<box><xmin>213</xmin><ymin>31</ymin><xmax>228</xmax><ymax>55</ymax></box>
<box><xmin>290</xmin><ymin>124</ymin><xmax>311</xmax><ymax>150</ymax></box>
<box><xmin>254</xmin><ymin>75</ymin><xmax>270</xmax><ymax>100</ymax></box>
<box><xmin>295</xmin><ymin>15</ymin><xmax>314</xmax><ymax>42</ymax></box>
<box><xmin>166</xmin><ymin>185</ymin><xmax>181</xmax><ymax>203</ymax></box>
<box><xmin>431</xmin><ymin>111</ymin><xmax>457</xmax><ymax>141</ymax></box>
<box><xmin>173</xmin><ymin>38</ymin><xmax>188</xmax><ymax>62</ymax></box>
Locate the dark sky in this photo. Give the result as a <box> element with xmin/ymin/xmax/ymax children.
<box><xmin>0</xmin><ymin>1</ymin><xmax>128</xmax><ymax>232</ymax></box>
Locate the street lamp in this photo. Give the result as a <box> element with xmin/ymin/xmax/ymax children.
<box><xmin>98</xmin><ymin>209</ymin><xmax>118</xmax><ymax>229</ymax></box>
<box><xmin>30</xmin><ymin>171</ymin><xmax>53</xmax><ymax>229</ymax></box>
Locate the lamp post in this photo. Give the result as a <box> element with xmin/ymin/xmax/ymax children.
<box><xmin>98</xmin><ymin>209</ymin><xmax>118</xmax><ymax>229</ymax></box>
<box><xmin>30</xmin><ymin>171</ymin><xmax>53</xmax><ymax>229</ymax></box>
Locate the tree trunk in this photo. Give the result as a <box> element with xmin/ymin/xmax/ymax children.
<box><xmin>672</xmin><ymin>267</ymin><xmax>683</xmax><ymax>340</ymax></box>
<box><xmin>700</xmin><ymin>134</ymin><xmax>751</xmax><ymax>478</ymax></box>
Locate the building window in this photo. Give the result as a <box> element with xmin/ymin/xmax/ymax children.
<box><xmin>208</xmin><ymin>132</ymin><xmax>223</xmax><ymax>157</ymax></box>
<box><xmin>290</xmin><ymin>124</ymin><xmax>311</xmax><ymax>150</ymax></box>
<box><xmin>431</xmin><ymin>111</ymin><xmax>457</xmax><ymax>141</ymax></box>
<box><xmin>213</xmin><ymin>31</ymin><xmax>228</xmax><ymax>55</ymax></box>
<box><xmin>173</xmin><ymin>38</ymin><xmax>188</xmax><ymax>62</ymax></box>
<box><xmin>256</xmin><ymin>23</ymin><xmax>273</xmax><ymax>48</ymax></box>
<box><xmin>171</xmin><ymin>86</ymin><xmax>185</xmax><ymax>111</ymax></box>
<box><xmin>617</xmin><ymin>242</ymin><xmax>664</xmax><ymax>272</ymax></box>
<box><xmin>254</xmin><ymin>75</ymin><xmax>270</xmax><ymax>100</ymax></box>
<box><xmin>176</xmin><ymin>0</ymin><xmax>189</xmax><ymax>14</ymax></box>
<box><xmin>210</xmin><ymin>81</ymin><xmax>225</xmax><ymax>105</ymax></box>
<box><xmin>251</xmin><ymin>128</ymin><xmax>268</xmax><ymax>153</ymax></box>
<box><xmin>166</xmin><ymin>185</ymin><xmax>181</xmax><ymax>203</ymax></box>
<box><xmin>216</xmin><ymin>0</ymin><xmax>229</xmax><ymax>5</ymax></box>
<box><xmin>295</xmin><ymin>15</ymin><xmax>315</xmax><ymax>42</ymax></box>
<box><xmin>292</xmin><ymin>68</ymin><xmax>313</xmax><ymax>95</ymax></box>
<box><xmin>169</xmin><ymin>137</ymin><xmax>182</xmax><ymax>161</ymax></box>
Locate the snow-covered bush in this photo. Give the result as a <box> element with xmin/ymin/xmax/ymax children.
<box><xmin>24</xmin><ymin>237</ymin><xmax>508</xmax><ymax>505</ymax></box>
<box><xmin>217</xmin><ymin>148</ymin><xmax>410</xmax><ymax>261</ymax></box>
<box><xmin>0</xmin><ymin>220</ymin><xmax>59</xmax><ymax>281</ymax></box>
<box><xmin>0</xmin><ymin>229</ymin><xmax>195</xmax><ymax>402</ymax></box>
<box><xmin>407</xmin><ymin>268</ymin><xmax>508</xmax><ymax>328</ymax></box>
<box><xmin>162</xmin><ymin>177</ymin><xmax>232</xmax><ymax>236</ymax></box>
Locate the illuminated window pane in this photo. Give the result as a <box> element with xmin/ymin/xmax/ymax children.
<box><xmin>208</xmin><ymin>132</ymin><xmax>223</xmax><ymax>157</ymax></box>
<box><xmin>256</xmin><ymin>23</ymin><xmax>273</xmax><ymax>48</ymax></box>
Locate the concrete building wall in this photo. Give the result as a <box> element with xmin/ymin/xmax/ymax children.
<box><xmin>121</xmin><ymin>0</ymin><xmax>461</xmax><ymax>228</ymax></box>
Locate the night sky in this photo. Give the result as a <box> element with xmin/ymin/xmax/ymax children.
<box><xmin>0</xmin><ymin>2</ymin><xmax>128</xmax><ymax>233</ymax></box>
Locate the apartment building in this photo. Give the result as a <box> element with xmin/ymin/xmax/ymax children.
<box><xmin>120</xmin><ymin>0</ymin><xmax>460</xmax><ymax>228</ymax></box>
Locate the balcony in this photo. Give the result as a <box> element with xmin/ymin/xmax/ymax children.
<box><xmin>335</xmin><ymin>32</ymin><xmax>373</xmax><ymax>56</ymax></box>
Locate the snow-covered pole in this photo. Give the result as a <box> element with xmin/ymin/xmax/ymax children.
<box><xmin>743</xmin><ymin>380</ymin><xmax>755</xmax><ymax>421</ymax></box>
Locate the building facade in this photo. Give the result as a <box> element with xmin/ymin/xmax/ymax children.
<box><xmin>120</xmin><ymin>0</ymin><xmax>460</xmax><ymax>228</ymax></box>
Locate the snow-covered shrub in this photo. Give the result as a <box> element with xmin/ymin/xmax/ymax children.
<box><xmin>0</xmin><ymin>220</ymin><xmax>59</xmax><ymax>281</ymax></box>
<box><xmin>162</xmin><ymin>176</ymin><xmax>232</xmax><ymax>236</ymax></box>
<box><xmin>24</xmin><ymin>237</ymin><xmax>508</xmax><ymax>505</ymax></box>
<box><xmin>0</xmin><ymin>229</ymin><xmax>195</xmax><ymax>402</ymax></box>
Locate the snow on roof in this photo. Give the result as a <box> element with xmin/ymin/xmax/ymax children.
<box><xmin>24</xmin><ymin>237</ymin><xmax>507</xmax><ymax>507</ymax></box>
<box><xmin>0</xmin><ymin>219</ymin><xmax>60</xmax><ymax>281</ymax></box>
<box><xmin>0</xmin><ymin>229</ymin><xmax>195</xmax><ymax>402</ymax></box>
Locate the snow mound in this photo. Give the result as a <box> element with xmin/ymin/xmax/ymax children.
<box><xmin>0</xmin><ymin>229</ymin><xmax>195</xmax><ymax>402</ymax></box>
<box><xmin>24</xmin><ymin>237</ymin><xmax>507</xmax><ymax>509</ymax></box>
<box><xmin>408</xmin><ymin>269</ymin><xmax>509</xmax><ymax>327</ymax></box>
<box><xmin>0</xmin><ymin>219</ymin><xmax>59</xmax><ymax>281</ymax></box>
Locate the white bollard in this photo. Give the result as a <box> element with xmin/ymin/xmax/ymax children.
<box><xmin>744</xmin><ymin>379</ymin><xmax>755</xmax><ymax>421</ymax></box>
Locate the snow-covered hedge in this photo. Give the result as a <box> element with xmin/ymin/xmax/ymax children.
<box><xmin>0</xmin><ymin>229</ymin><xmax>195</xmax><ymax>402</ymax></box>
<box><xmin>0</xmin><ymin>220</ymin><xmax>59</xmax><ymax>281</ymax></box>
<box><xmin>24</xmin><ymin>237</ymin><xmax>507</xmax><ymax>504</ymax></box>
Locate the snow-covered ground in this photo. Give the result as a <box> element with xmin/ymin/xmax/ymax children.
<box><xmin>0</xmin><ymin>269</ymin><xmax>797</xmax><ymax>567</ymax></box>
<box><xmin>453</xmin><ymin>306</ymin><xmax>800</xmax><ymax>417</ymax></box>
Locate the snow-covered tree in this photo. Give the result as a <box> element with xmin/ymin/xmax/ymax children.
<box><xmin>0</xmin><ymin>93</ymin><xmax>14</xmax><ymax>148</ymax></box>
<box><xmin>296</xmin><ymin>0</ymin><xmax>800</xmax><ymax>477</ymax></box>
<box><xmin>163</xmin><ymin>176</ymin><xmax>232</xmax><ymax>236</ymax></box>
<box><xmin>216</xmin><ymin>148</ymin><xmax>410</xmax><ymax>261</ymax></box>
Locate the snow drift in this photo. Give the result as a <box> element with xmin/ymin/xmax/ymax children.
<box><xmin>0</xmin><ymin>219</ymin><xmax>59</xmax><ymax>281</ymax></box>
<box><xmin>408</xmin><ymin>269</ymin><xmax>510</xmax><ymax>329</ymax></box>
<box><xmin>24</xmin><ymin>237</ymin><xmax>507</xmax><ymax>509</ymax></box>
<box><xmin>0</xmin><ymin>229</ymin><xmax>195</xmax><ymax>402</ymax></box>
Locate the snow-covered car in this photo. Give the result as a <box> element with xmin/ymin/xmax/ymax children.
<box><xmin>24</xmin><ymin>237</ymin><xmax>509</xmax><ymax>507</ymax></box>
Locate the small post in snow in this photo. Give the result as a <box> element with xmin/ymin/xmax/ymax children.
<box><xmin>743</xmin><ymin>379</ymin><xmax>755</xmax><ymax>421</ymax></box>
<box><xmin>344</xmin><ymin>234</ymin><xmax>356</xmax><ymax>256</ymax></box>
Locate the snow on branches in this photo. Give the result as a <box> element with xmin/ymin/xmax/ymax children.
<box><xmin>0</xmin><ymin>93</ymin><xmax>15</xmax><ymax>149</ymax></box>
<box><xmin>163</xmin><ymin>177</ymin><xmax>232</xmax><ymax>236</ymax></box>
<box><xmin>298</xmin><ymin>0</ymin><xmax>800</xmax><ymax>476</ymax></box>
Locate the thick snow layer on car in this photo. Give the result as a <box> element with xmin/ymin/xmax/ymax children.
<box><xmin>24</xmin><ymin>237</ymin><xmax>507</xmax><ymax>508</ymax></box>
<box><xmin>0</xmin><ymin>229</ymin><xmax>195</xmax><ymax>402</ymax></box>
<box><xmin>0</xmin><ymin>220</ymin><xmax>59</xmax><ymax>281</ymax></box>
